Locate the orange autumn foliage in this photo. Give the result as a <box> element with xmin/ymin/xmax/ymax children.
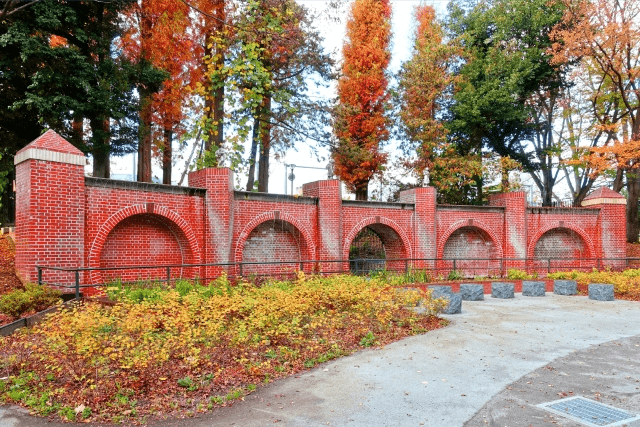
<box><xmin>397</xmin><ymin>6</ymin><xmax>480</xmax><ymax>190</ymax></box>
<box><xmin>333</xmin><ymin>0</ymin><xmax>391</xmax><ymax>200</ymax></box>
<box><xmin>550</xmin><ymin>0</ymin><xmax>640</xmax><ymax>173</ymax></box>
<box><xmin>120</xmin><ymin>0</ymin><xmax>203</xmax><ymax>181</ymax></box>
<box><xmin>48</xmin><ymin>35</ymin><xmax>67</xmax><ymax>48</ymax></box>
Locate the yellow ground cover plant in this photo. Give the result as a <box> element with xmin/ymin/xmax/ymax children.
<box><xmin>0</xmin><ymin>274</ymin><xmax>447</xmax><ymax>424</ymax></box>
<box><xmin>548</xmin><ymin>268</ymin><xmax>640</xmax><ymax>300</ymax></box>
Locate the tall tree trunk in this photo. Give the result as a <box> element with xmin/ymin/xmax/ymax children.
<box><xmin>246</xmin><ymin>118</ymin><xmax>260</xmax><ymax>191</ymax></box>
<box><xmin>204</xmin><ymin>0</ymin><xmax>226</xmax><ymax>155</ymax></box>
<box><xmin>138</xmin><ymin>86</ymin><xmax>153</xmax><ymax>182</ymax></box>
<box><xmin>613</xmin><ymin>168</ymin><xmax>625</xmax><ymax>193</ymax></box>
<box><xmin>626</xmin><ymin>170</ymin><xmax>639</xmax><ymax>243</ymax></box>
<box><xmin>257</xmin><ymin>95</ymin><xmax>271</xmax><ymax>193</ymax></box>
<box><xmin>162</xmin><ymin>126</ymin><xmax>172</xmax><ymax>185</ymax></box>
<box><xmin>355</xmin><ymin>183</ymin><xmax>368</xmax><ymax>201</ymax></box>
<box><xmin>91</xmin><ymin>3</ymin><xmax>110</xmax><ymax>179</ymax></box>
<box><xmin>137</xmin><ymin>2</ymin><xmax>153</xmax><ymax>182</ymax></box>
<box><xmin>72</xmin><ymin>112</ymin><xmax>83</xmax><ymax>148</ymax></box>
<box><xmin>212</xmin><ymin>47</ymin><xmax>224</xmax><ymax>148</ymax></box>
<box><xmin>91</xmin><ymin>117</ymin><xmax>110</xmax><ymax>178</ymax></box>
<box><xmin>627</xmin><ymin>118</ymin><xmax>640</xmax><ymax>243</ymax></box>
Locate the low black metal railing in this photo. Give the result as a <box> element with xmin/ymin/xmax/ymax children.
<box><xmin>36</xmin><ymin>256</ymin><xmax>640</xmax><ymax>300</ymax></box>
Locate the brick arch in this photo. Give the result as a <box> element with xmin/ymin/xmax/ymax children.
<box><xmin>437</xmin><ymin>220</ymin><xmax>503</xmax><ymax>260</ymax></box>
<box><xmin>527</xmin><ymin>224</ymin><xmax>595</xmax><ymax>259</ymax></box>
<box><xmin>342</xmin><ymin>217</ymin><xmax>412</xmax><ymax>261</ymax></box>
<box><xmin>88</xmin><ymin>205</ymin><xmax>201</xmax><ymax>284</ymax></box>
<box><xmin>234</xmin><ymin>211</ymin><xmax>316</xmax><ymax>264</ymax></box>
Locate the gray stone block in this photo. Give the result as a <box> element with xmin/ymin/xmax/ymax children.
<box><xmin>554</xmin><ymin>280</ymin><xmax>577</xmax><ymax>295</ymax></box>
<box><xmin>442</xmin><ymin>293</ymin><xmax>462</xmax><ymax>314</ymax></box>
<box><xmin>428</xmin><ymin>285</ymin><xmax>453</xmax><ymax>299</ymax></box>
<box><xmin>491</xmin><ymin>282</ymin><xmax>514</xmax><ymax>299</ymax></box>
<box><xmin>522</xmin><ymin>281</ymin><xmax>545</xmax><ymax>297</ymax></box>
<box><xmin>460</xmin><ymin>283</ymin><xmax>484</xmax><ymax>301</ymax></box>
<box><xmin>588</xmin><ymin>283</ymin><xmax>614</xmax><ymax>301</ymax></box>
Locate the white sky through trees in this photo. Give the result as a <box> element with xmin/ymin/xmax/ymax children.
<box><xmin>108</xmin><ymin>0</ymin><xmax>450</xmax><ymax>198</ymax></box>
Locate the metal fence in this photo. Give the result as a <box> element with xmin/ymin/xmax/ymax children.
<box><xmin>36</xmin><ymin>256</ymin><xmax>640</xmax><ymax>299</ymax></box>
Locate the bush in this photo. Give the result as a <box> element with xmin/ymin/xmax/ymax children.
<box><xmin>506</xmin><ymin>269</ymin><xmax>536</xmax><ymax>280</ymax></box>
<box><xmin>0</xmin><ymin>275</ymin><xmax>446</xmax><ymax>423</ymax></box>
<box><xmin>547</xmin><ymin>269</ymin><xmax>640</xmax><ymax>297</ymax></box>
<box><xmin>0</xmin><ymin>283</ymin><xmax>61</xmax><ymax>318</ymax></box>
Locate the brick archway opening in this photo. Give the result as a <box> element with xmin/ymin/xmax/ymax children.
<box><xmin>533</xmin><ymin>227</ymin><xmax>589</xmax><ymax>270</ymax></box>
<box><xmin>348</xmin><ymin>223</ymin><xmax>407</xmax><ymax>273</ymax></box>
<box><xmin>241</xmin><ymin>219</ymin><xmax>310</xmax><ymax>277</ymax></box>
<box><xmin>99</xmin><ymin>213</ymin><xmax>196</xmax><ymax>284</ymax></box>
<box><xmin>442</xmin><ymin>226</ymin><xmax>500</xmax><ymax>277</ymax></box>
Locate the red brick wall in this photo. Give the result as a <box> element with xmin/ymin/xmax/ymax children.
<box><xmin>15</xmin><ymin>159</ymin><xmax>85</xmax><ymax>286</ymax></box>
<box><xmin>99</xmin><ymin>213</ymin><xmax>192</xmax><ymax>283</ymax></box>
<box><xmin>399</xmin><ymin>187</ymin><xmax>436</xmax><ymax>268</ymax></box>
<box><xmin>442</xmin><ymin>226</ymin><xmax>501</xmax><ymax>276</ymax></box>
<box><xmin>241</xmin><ymin>219</ymin><xmax>305</xmax><ymax>276</ymax></box>
<box><xmin>84</xmin><ymin>183</ymin><xmax>204</xmax><ymax>284</ymax></box>
<box><xmin>14</xmin><ymin>132</ymin><xmax>628</xmax><ymax>286</ymax></box>
<box><xmin>302</xmin><ymin>180</ymin><xmax>342</xmax><ymax>272</ymax></box>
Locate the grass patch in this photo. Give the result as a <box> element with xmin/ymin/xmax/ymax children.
<box><xmin>0</xmin><ymin>274</ymin><xmax>445</xmax><ymax>424</ymax></box>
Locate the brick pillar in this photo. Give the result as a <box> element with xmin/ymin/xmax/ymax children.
<box><xmin>188</xmin><ymin>168</ymin><xmax>234</xmax><ymax>279</ymax></box>
<box><xmin>489</xmin><ymin>191</ymin><xmax>526</xmax><ymax>271</ymax></box>
<box><xmin>399</xmin><ymin>187</ymin><xmax>436</xmax><ymax>270</ymax></box>
<box><xmin>14</xmin><ymin>130</ymin><xmax>86</xmax><ymax>286</ymax></box>
<box><xmin>582</xmin><ymin>188</ymin><xmax>626</xmax><ymax>267</ymax></box>
<box><xmin>302</xmin><ymin>180</ymin><xmax>342</xmax><ymax>272</ymax></box>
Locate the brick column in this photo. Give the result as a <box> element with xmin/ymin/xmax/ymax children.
<box><xmin>188</xmin><ymin>168</ymin><xmax>234</xmax><ymax>279</ymax></box>
<box><xmin>582</xmin><ymin>188</ymin><xmax>626</xmax><ymax>267</ymax></box>
<box><xmin>399</xmin><ymin>187</ymin><xmax>436</xmax><ymax>270</ymax></box>
<box><xmin>302</xmin><ymin>180</ymin><xmax>342</xmax><ymax>272</ymax></box>
<box><xmin>489</xmin><ymin>191</ymin><xmax>526</xmax><ymax>270</ymax></box>
<box><xmin>14</xmin><ymin>130</ymin><xmax>86</xmax><ymax>286</ymax></box>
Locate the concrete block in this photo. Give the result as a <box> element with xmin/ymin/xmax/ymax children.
<box><xmin>460</xmin><ymin>283</ymin><xmax>484</xmax><ymax>301</ymax></box>
<box><xmin>554</xmin><ymin>280</ymin><xmax>577</xmax><ymax>295</ymax></box>
<box><xmin>428</xmin><ymin>285</ymin><xmax>453</xmax><ymax>299</ymax></box>
<box><xmin>491</xmin><ymin>282</ymin><xmax>514</xmax><ymax>299</ymax></box>
<box><xmin>442</xmin><ymin>293</ymin><xmax>462</xmax><ymax>314</ymax></box>
<box><xmin>588</xmin><ymin>283</ymin><xmax>614</xmax><ymax>301</ymax></box>
<box><xmin>522</xmin><ymin>281</ymin><xmax>545</xmax><ymax>297</ymax></box>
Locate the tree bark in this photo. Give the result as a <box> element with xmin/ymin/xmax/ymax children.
<box><xmin>162</xmin><ymin>127</ymin><xmax>172</xmax><ymax>185</ymax></box>
<box><xmin>355</xmin><ymin>183</ymin><xmax>368</xmax><ymax>201</ymax></box>
<box><xmin>204</xmin><ymin>0</ymin><xmax>225</xmax><ymax>155</ymax></box>
<box><xmin>72</xmin><ymin>112</ymin><xmax>83</xmax><ymax>148</ymax></box>
<box><xmin>91</xmin><ymin>117</ymin><xmax>110</xmax><ymax>178</ymax></box>
<box><xmin>257</xmin><ymin>95</ymin><xmax>271</xmax><ymax>193</ymax></box>
<box><xmin>246</xmin><ymin>117</ymin><xmax>260</xmax><ymax>191</ymax></box>
<box><xmin>613</xmin><ymin>168</ymin><xmax>625</xmax><ymax>193</ymax></box>
<box><xmin>138</xmin><ymin>86</ymin><xmax>153</xmax><ymax>182</ymax></box>
<box><xmin>626</xmin><ymin>170</ymin><xmax>639</xmax><ymax>243</ymax></box>
<box><xmin>137</xmin><ymin>3</ymin><xmax>153</xmax><ymax>182</ymax></box>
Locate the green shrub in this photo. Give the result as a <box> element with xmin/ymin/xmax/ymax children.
<box><xmin>0</xmin><ymin>284</ymin><xmax>61</xmax><ymax>318</ymax></box>
<box><xmin>506</xmin><ymin>269</ymin><xmax>536</xmax><ymax>280</ymax></box>
<box><xmin>447</xmin><ymin>270</ymin><xmax>463</xmax><ymax>281</ymax></box>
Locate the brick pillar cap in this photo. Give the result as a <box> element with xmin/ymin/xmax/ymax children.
<box><xmin>582</xmin><ymin>187</ymin><xmax>626</xmax><ymax>206</ymax></box>
<box><xmin>16</xmin><ymin>129</ymin><xmax>84</xmax><ymax>157</ymax></box>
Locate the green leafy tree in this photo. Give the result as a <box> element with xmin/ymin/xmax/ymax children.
<box><xmin>0</xmin><ymin>0</ymin><xmax>147</xmax><ymax>178</ymax></box>
<box><xmin>445</xmin><ymin>0</ymin><xmax>567</xmax><ymax>205</ymax></box>
<box><xmin>238</xmin><ymin>0</ymin><xmax>332</xmax><ymax>192</ymax></box>
<box><xmin>398</xmin><ymin>5</ymin><xmax>484</xmax><ymax>204</ymax></box>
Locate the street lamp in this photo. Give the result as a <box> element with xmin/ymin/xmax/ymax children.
<box><xmin>283</xmin><ymin>163</ymin><xmax>333</xmax><ymax>195</ymax></box>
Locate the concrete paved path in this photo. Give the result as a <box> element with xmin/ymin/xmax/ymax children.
<box><xmin>1</xmin><ymin>293</ymin><xmax>639</xmax><ymax>426</ymax></box>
